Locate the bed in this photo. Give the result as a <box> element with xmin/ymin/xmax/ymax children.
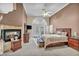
<box><xmin>43</xmin><ymin>28</ymin><xmax>71</xmax><ymax>48</ymax></box>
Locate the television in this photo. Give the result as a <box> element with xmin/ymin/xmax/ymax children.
<box><xmin>27</xmin><ymin>25</ymin><xmax>32</xmax><ymax>29</ymax></box>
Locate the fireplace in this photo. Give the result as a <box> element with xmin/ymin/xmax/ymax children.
<box><xmin>1</xmin><ymin>29</ymin><xmax>21</xmax><ymax>42</ymax></box>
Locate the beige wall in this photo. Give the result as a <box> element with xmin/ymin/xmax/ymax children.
<box><xmin>27</xmin><ymin>16</ymin><xmax>49</xmax><ymax>25</ymax></box>
<box><xmin>27</xmin><ymin>16</ymin><xmax>35</xmax><ymax>25</ymax></box>
<box><xmin>50</xmin><ymin>3</ymin><xmax>79</xmax><ymax>33</ymax></box>
<box><xmin>0</xmin><ymin>4</ymin><xmax>27</xmax><ymax>44</ymax></box>
<box><xmin>0</xmin><ymin>3</ymin><xmax>27</xmax><ymax>26</ymax></box>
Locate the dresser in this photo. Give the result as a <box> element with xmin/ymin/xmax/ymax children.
<box><xmin>68</xmin><ymin>37</ymin><xmax>79</xmax><ymax>50</ymax></box>
<box><xmin>11</xmin><ymin>40</ymin><xmax>22</xmax><ymax>52</ymax></box>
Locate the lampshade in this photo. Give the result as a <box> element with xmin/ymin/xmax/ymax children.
<box><xmin>49</xmin><ymin>25</ymin><xmax>53</xmax><ymax>33</ymax></box>
<box><xmin>0</xmin><ymin>15</ymin><xmax>3</xmax><ymax>21</ymax></box>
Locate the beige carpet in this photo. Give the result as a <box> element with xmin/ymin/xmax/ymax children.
<box><xmin>1</xmin><ymin>38</ymin><xmax>79</xmax><ymax>56</ymax></box>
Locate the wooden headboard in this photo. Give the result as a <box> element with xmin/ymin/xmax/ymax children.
<box><xmin>56</xmin><ymin>28</ymin><xmax>71</xmax><ymax>38</ymax></box>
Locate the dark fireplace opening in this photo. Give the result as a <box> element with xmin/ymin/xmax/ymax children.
<box><xmin>1</xmin><ymin>29</ymin><xmax>21</xmax><ymax>42</ymax></box>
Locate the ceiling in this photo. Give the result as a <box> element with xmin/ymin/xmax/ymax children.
<box><xmin>0</xmin><ymin>3</ymin><xmax>69</xmax><ymax>26</ymax></box>
<box><xmin>0</xmin><ymin>3</ymin><xmax>14</xmax><ymax>14</ymax></box>
<box><xmin>0</xmin><ymin>4</ymin><xmax>24</xmax><ymax>26</ymax></box>
<box><xmin>23</xmin><ymin>3</ymin><xmax>69</xmax><ymax>17</ymax></box>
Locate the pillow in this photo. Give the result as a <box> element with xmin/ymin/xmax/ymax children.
<box><xmin>56</xmin><ymin>31</ymin><xmax>67</xmax><ymax>36</ymax></box>
<box><xmin>56</xmin><ymin>31</ymin><xmax>62</xmax><ymax>35</ymax></box>
<box><xmin>61</xmin><ymin>32</ymin><xmax>67</xmax><ymax>36</ymax></box>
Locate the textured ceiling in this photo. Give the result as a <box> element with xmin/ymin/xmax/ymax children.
<box><xmin>23</xmin><ymin>3</ymin><xmax>68</xmax><ymax>17</ymax></box>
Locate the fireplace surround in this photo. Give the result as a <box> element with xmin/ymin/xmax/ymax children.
<box><xmin>1</xmin><ymin>29</ymin><xmax>21</xmax><ymax>42</ymax></box>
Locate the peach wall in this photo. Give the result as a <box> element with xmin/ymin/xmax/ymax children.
<box><xmin>50</xmin><ymin>3</ymin><xmax>79</xmax><ymax>33</ymax></box>
<box><xmin>0</xmin><ymin>4</ymin><xmax>27</xmax><ymax>44</ymax></box>
<box><xmin>0</xmin><ymin>3</ymin><xmax>27</xmax><ymax>26</ymax></box>
<box><xmin>27</xmin><ymin>16</ymin><xmax>49</xmax><ymax>25</ymax></box>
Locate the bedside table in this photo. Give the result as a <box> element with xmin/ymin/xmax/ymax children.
<box><xmin>68</xmin><ymin>37</ymin><xmax>79</xmax><ymax>50</ymax></box>
<box><xmin>11</xmin><ymin>40</ymin><xmax>22</xmax><ymax>52</ymax></box>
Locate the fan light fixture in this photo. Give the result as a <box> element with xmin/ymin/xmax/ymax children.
<box><xmin>42</xmin><ymin>8</ymin><xmax>52</xmax><ymax>17</ymax></box>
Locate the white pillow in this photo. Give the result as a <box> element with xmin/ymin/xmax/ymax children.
<box><xmin>61</xmin><ymin>32</ymin><xmax>67</xmax><ymax>36</ymax></box>
<box><xmin>56</xmin><ymin>31</ymin><xmax>62</xmax><ymax>35</ymax></box>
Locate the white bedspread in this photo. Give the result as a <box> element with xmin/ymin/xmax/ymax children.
<box><xmin>42</xmin><ymin>34</ymin><xmax>68</xmax><ymax>48</ymax></box>
<box><xmin>43</xmin><ymin>34</ymin><xmax>67</xmax><ymax>38</ymax></box>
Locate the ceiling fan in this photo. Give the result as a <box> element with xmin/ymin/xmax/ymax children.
<box><xmin>41</xmin><ymin>4</ymin><xmax>53</xmax><ymax>17</ymax></box>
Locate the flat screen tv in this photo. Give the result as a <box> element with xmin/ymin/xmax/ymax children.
<box><xmin>27</xmin><ymin>25</ymin><xmax>32</xmax><ymax>29</ymax></box>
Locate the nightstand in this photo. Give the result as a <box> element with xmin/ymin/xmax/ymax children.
<box><xmin>68</xmin><ymin>37</ymin><xmax>79</xmax><ymax>50</ymax></box>
<box><xmin>11</xmin><ymin>40</ymin><xmax>22</xmax><ymax>52</ymax></box>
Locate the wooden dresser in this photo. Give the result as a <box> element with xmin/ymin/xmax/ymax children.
<box><xmin>68</xmin><ymin>38</ymin><xmax>79</xmax><ymax>50</ymax></box>
<box><xmin>23</xmin><ymin>33</ymin><xmax>29</xmax><ymax>43</ymax></box>
<box><xmin>11</xmin><ymin>40</ymin><xmax>22</xmax><ymax>52</ymax></box>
